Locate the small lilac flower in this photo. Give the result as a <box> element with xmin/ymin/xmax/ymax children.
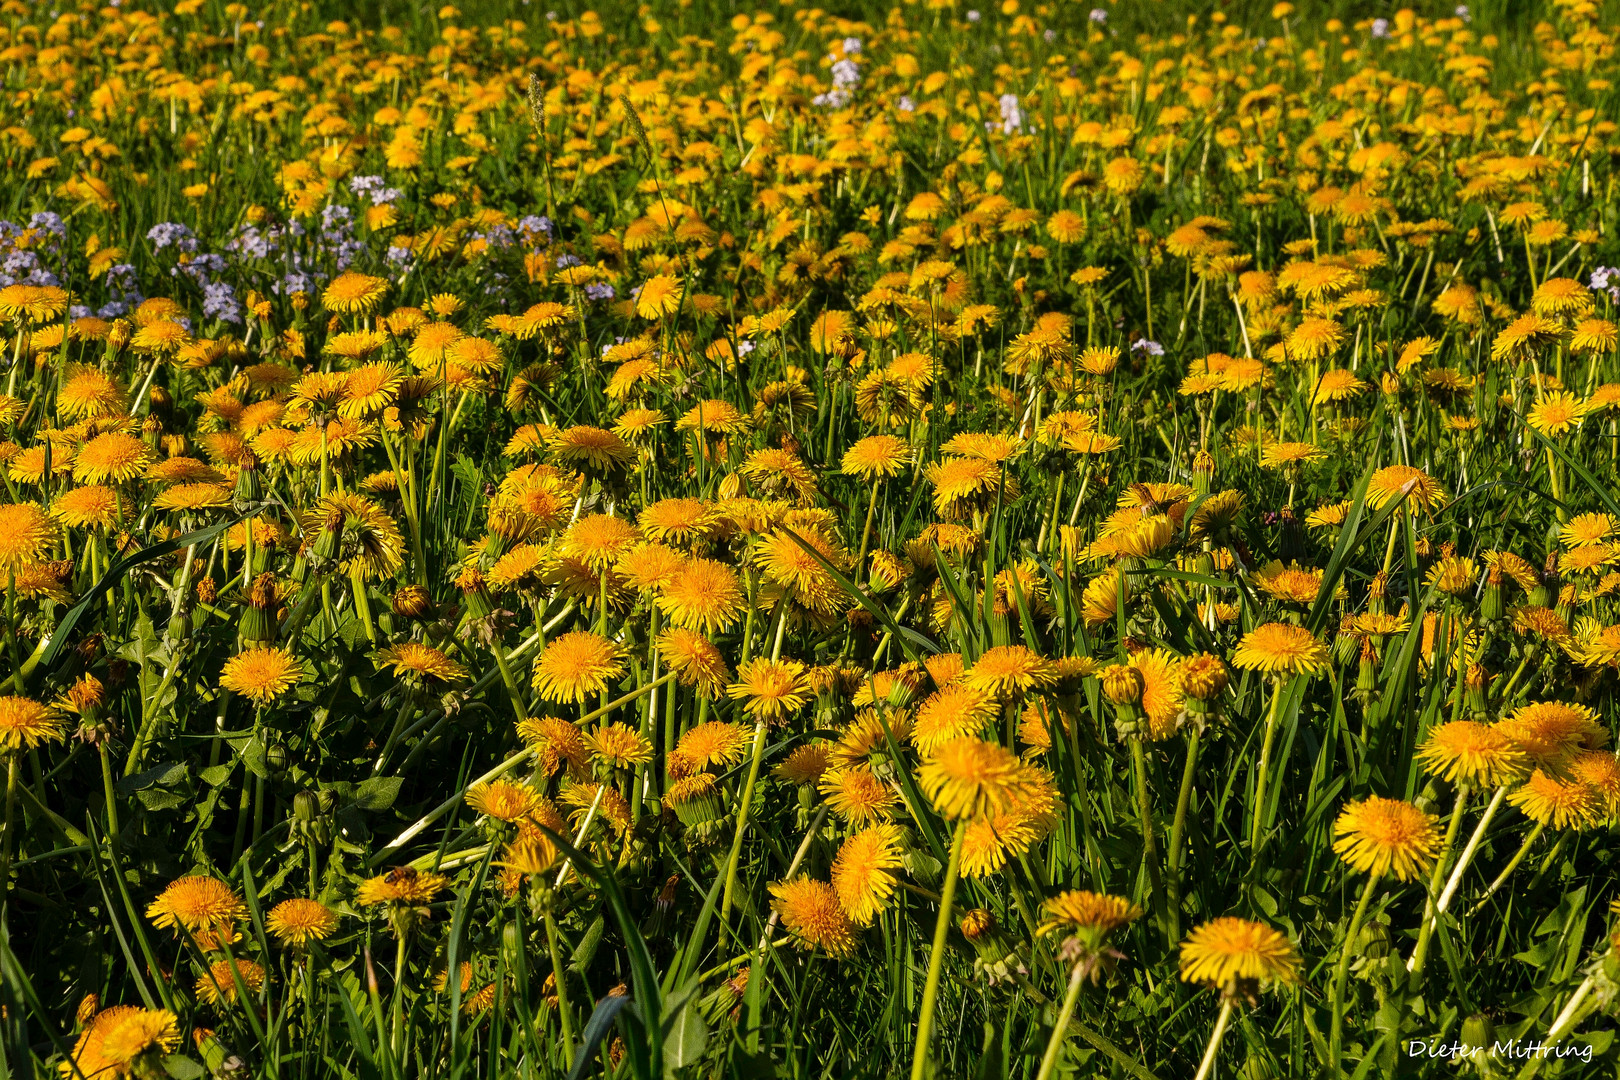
<box><xmin>1132</xmin><ymin>339</ymin><xmax>1165</xmax><ymax>357</ymax></box>
<box><xmin>842</xmin><ymin>37</ymin><xmax>862</xmax><ymax>55</ymax></box>
<box><xmin>1455</xmin><ymin>5</ymin><xmax>1470</xmax><ymax>21</ymax></box>
<box><xmin>898</xmin><ymin>96</ymin><xmax>916</xmax><ymax>113</ymax></box>
<box><xmin>1371</xmin><ymin>18</ymin><xmax>1389</xmax><ymax>37</ymax></box>
<box><xmin>1089</xmin><ymin>8</ymin><xmax>1107</xmax><ymax>23</ymax></box>
<box><xmin>967</xmin><ymin>9</ymin><xmax>980</xmax><ymax>22</ymax></box>
<box><xmin>584</xmin><ymin>282</ymin><xmax>615</xmax><ymax>301</ymax></box>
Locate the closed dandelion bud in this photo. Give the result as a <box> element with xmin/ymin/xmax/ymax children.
<box><xmin>1181</xmin><ymin>654</ymin><xmax>1228</xmax><ymax>715</ymax></box>
<box><xmin>664</xmin><ymin>773</ymin><xmax>726</xmax><ymax>841</ymax></box>
<box><xmin>235</xmin><ymin>453</ymin><xmax>261</xmax><ymax>502</ymax></box>
<box><xmin>1101</xmin><ymin>664</ymin><xmax>1143</xmax><ymax>736</ymax></box>
<box><xmin>1241</xmin><ymin>1055</ymin><xmax>1280</xmax><ymax>1080</ymax></box>
<box><xmin>717</xmin><ymin>471</ymin><xmax>742</xmax><ymax>499</ymax></box>
<box><xmin>456</xmin><ymin>566</ymin><xmax>492</xmax><ymax>619</ymax></box>
<box><xmin>1465</xmin><ymin>662</ymin><xmax>1488</xmax><ymax>717</ymax></box>
<box><xmin>1460</xmin><ymin>1013</ymin><xmax>1495</xmax><ymax>1050</ymax></box>
<box><xmin>108</xmin><ymin>319</ymin><xmax>131</xmax><ymax>351</ymax></box>
<box><xmin>1192</xmin><ymin>448</ymin><xmax>1215</xmax><ymax>494</ymax></box>
<box><xmin>265</xmin><ymin>739</ymin><xmax>289</xmax><ymax>778</ymax></box>
<box><xmin>75</xmin><ymin>992</ymin><xmax>99</xmax><ymax>1027</ymax></box>
<box><xmin>241</xmin><ymin>572</ymin><xmax>281</xmax><ymax>643</ymax></box>
<box><xmin>960</xmin><ymin>908</ymin><xmax>1024</xmax><ymax>984</ymax></box>
<box><xmin>1380</xmin><ymin>370</ymin><xmax>1399</xmax><ymax>396</ymax></box>
<box><xmin>1355</xmin><ymin>639</ymin><xmax>1378</xmax><ymax>698</ymax></box>
<box><xmin>1333</xmin><ymin>617</ymin><xmax>1359</xmax><ymax>666</ymax></box>
<box><xmin>1359</xmin><ymin>919</ymin><xmax>1391</xmax><ymax>959</ymax></box>
<box><xmin>1530</xmin><ymin>553</ymin><xmax>1557</xmax><ymax>609</ymax></box>
<box><xmin>502</xmin><ymin>920</ymin><xmax>525</xmax><ymax>968</ymax></box>
<box><xmin>148</xmin><ymin>384</ymin><xmax>171</xmax><ymax>415</ymax></box>
<box><xmin>392</xmin><ymin>584</ymin><xmax>432</xmax><ymax>619</ymax></box>
<box><xmin>1368</xmin><ymin>571</ymin><xmax>1388</xmax><ymax>615</ymax></box>
<box><xmin>1481</xmin><ymin>565</ymin><xmax>1505</xmax><ymax>622</ymax></box>
<box><xmin>141</xmin><ymin>415</ymin><xmax>162</xmax><ymax>449</ymax></box>
<box><xmin>1101</xmin><ymin>664</ymin><xmax>1143</xmax><ymax>706</ymax></box>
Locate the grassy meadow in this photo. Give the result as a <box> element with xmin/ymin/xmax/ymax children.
<box><xmin>2</xmin><ymin>0</ymin><xmax>1620</xmax><ymax>1077</ymax></box>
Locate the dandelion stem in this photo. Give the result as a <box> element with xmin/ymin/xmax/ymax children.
<box><xmin>1249</xmin><ymin>680</ymin><xmax>1284</xmax><ymax>855</ymax></box>
<box><xmin>910</xmin><ymin>819</ymin><xmax>966</xmax><ymax>1080</ymax></box>
<box><xmin>1166</xmin><ymin>727</ymin><xmax>1201</xmax><ymax>939</ymax></box>
<box><xmin>545</xmin><ymin>910</ymin><xmax>576</xmax><ymax>1070</ymax></box>
<box><xmin>1192</xmin><ymin>999</ymin><xmax>1234</xmax><ymax>1080</ymax></box>
<box><xmin>718</xmin><ymin>717</ymin><xmax>769</xmax><ymax>929</ymax></box>
<box><xmin>1469</xmin><ymin>821</ymin><xmax>1546</xmax><ymax>915</ymax></box>
<box><xmin>1329</xmin><ymin>871</ymin><xmax>1382</xmax><ymax>1075</ymax></box>
<box><xmin>1034</xmin><ymin>963</ymin><xmax>1087</xmax><ymax>1080</ymax></box>
<box><xmin>1407</xmin><ymin>784</ymin><xmax>1469</xmax><ymax>978</ymax></box>
<box><xmin>1129</xmin><ymin>738</ymin><xmax>1163</xmax><ymax>922</ymax></box>
<box><xmin>1435</xmin><ymin>785</ymin><xmax>1506</xmax><ymax>916</ymax></box>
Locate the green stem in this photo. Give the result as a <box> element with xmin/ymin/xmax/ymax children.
<box><xmin>1435</xmin><ymin>786</ymin><xmax>1506</xmax><ymax>916</ymax></box>
<box><xmin>718</xmin><ymin>718</ymin><xmax>769</xmax><ymax>928</ymax></box>
<box><xmin>1130</xmin><ymin>738</ymin><xmax>1163</xmax><ymax>919</ymax></box>
<box><xmin>1034</xmin><ymin>964</ymin><xmax>1086</xmax><ymax>1080</ymax></box>
<box><xmin>1192</xmin><ymin>1000</ymin><xmax>1234</xmax><ymax>1080</ymax></box>
<box><xmin>1469</xmin><ymin>821</ymin><xmax>1546</xmax><ymax>915</ymax></box>
<box><xmin>545</xmin><ymin>911</ymin><xmax>576</xmax><ymax>1070</ymax></box>
<box><xmin>1249</xmin><ymin>681</ymin><xmax>1284</xmax><ymax>855</ymax></box>
<box><xmin>0</xmin><ymin>756</ymin><xmax>15</xmax><ymax>897</ymax></box>
<box><xmin>1330</xmin><ymin>872</ymin><xmax>1382</xmax><ymax>1075</ymax></box>
<box><xmin>910</xmin><ymin>820</ymin><xmax>967</xmax><ymax>1080</ymax></box>
<box><xmin>1407</xmin><ymin>784</ymin><xmax>1469</xmax><ymax>979</ymax></box>
<box><xmin>1166</xmin><ymin>728</ymin><xmax>1201</xmax><ymax>940</ymax></box>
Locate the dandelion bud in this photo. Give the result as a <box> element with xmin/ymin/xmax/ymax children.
<box><xmin>960</xmin><ymin>908</ymin><xmax>1024</xmax><ymax>983</ymax></box>
<box><xmin>1368</xmin><ymin>571</ymin><xmax>1388</xmax><ymax>614</ymax></box>
<box><xmin>1181</xmin><ymin>653</ymin><xmax>1229</xmax><ymax>711</ymax></box>
<box><xmin>195</xmin><ymin>576</ymin><xmax>217</xmax><ymax>605</ymax></box>
<box><xmin>1465</xmin><ymin>662</ymin><xmax>1488</xmax><ymax>717</ymax></box>
<box><xmin>293</xmin><ymin>790</ymin><xmax>320</xmax><ymax>825</ymax></box>
<box><xmin>1380</xmin><ymin>370</ymin><xmax>1399</xmax><ymax>396</ymax></box>
<box><xmin>240</xmin><ymin>574</ymin><xmax>281</xmax><ymax>643</ymax></box>
<box><xmin>456</xmin><ymin>566</ymin><xmax>492</xmax><ymax>618</ymax></box>
<box><xmin>148</xmin><ymin>384</ymin><xmax>172</xmax><ymax>415</ymax></box>
<box><xmin>234</xmin><ymin>452</ymin><xmax>261</xmax><ymax>502</ymax></box>
<box><xmin>391</xmin><ymin>584</ymin><xmax>433</xmax><ymax>619</ymax></box>
<box><xmin>1481</xmin><ymin>565</ymin><xmax>1505</xmax><ymax>622</ymax></box>
<box><xmin>1460</xmin><ymin>1013</ymin><xmax>1495</xmax><ymax>1050</ymax></box>
<box><xmin>75</xmin><ymin>993</ymin><xmax>99</xmax><ymax>1027</ymax></box>
<box><xmin>1192</xmin><ymin>450</ymin><xmax>1215</xmax><ymax>494</ymax></box>
<box><xmin>960</xmin><ymin>908</ymin><xmax>996</xmax><ymax>942</ymax></box>
<box><xmin>1355</xmin><ymin>638</ymin><xmax>1378</xmax><ymax>700</ymax></box>
<box><xmin>1100</xmin><ymin>664</ymin><xmax>1144</xmax><ymax>706</ymax></box>
<box><xmin>108</xmin><ymin>319</ymin><xmax>131</xmax><ymax>351</ymax></box>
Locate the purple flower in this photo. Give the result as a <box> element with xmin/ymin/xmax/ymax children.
<box><xmin>584</xmin><ymin>282</ymin><xmax>615</xmax><ymax>301</ymax></box>
<box><xmin>1131</xmin><ymin>339</ymin><xmax>1165</xmax><ymax>357</ymax></box>
<box><xmin>1371</xmin><ymin>18</ymin><xmax>1389</xmax><ymax>37</ymax></box>
<box><xmin>147</xmin><ymin>222</ymin><xmax>198</xmax><ymax>253</ymax></box>
<box><xmin>1089</xmin><ymin>8</ymin><xmax>1107</xmax><ymax>23</ymax></box>
<box><xmin>202</xmin><ymin>281</ymin><xmax>243</xmax><ymax>324</ymax></box>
